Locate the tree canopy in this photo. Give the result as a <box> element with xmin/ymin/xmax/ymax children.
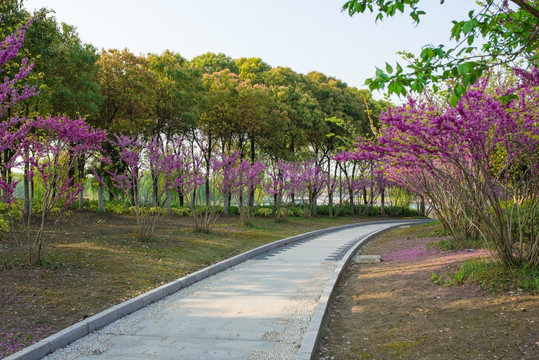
<box><xmin>342</xmin><ymin>0</ymin><xmax>539</xmax><ymax>104</ymax></box>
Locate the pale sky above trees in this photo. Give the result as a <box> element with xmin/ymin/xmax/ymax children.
<box><xmin>24</xmin><ymin>0</ymin><xmax>477</xmax><ymax>96</ymax></box>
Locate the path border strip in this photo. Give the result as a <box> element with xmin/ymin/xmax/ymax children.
<box><xmin>5</xmin><ymin>219</ymin><xmax>430</xmax><ymax>360</ymax></box>
<box><xmin>296</xmin><ymin>219</ymin><xmax>432</xmax><ymax>360</ymax></box>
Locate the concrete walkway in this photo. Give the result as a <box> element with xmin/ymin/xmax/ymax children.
<box><xmin>42</xmin><ymin>220</ymin><xmax>419</xmax><ymax>360</ymax></box>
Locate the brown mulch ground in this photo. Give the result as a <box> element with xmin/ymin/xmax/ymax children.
<box><xmin>318</xmin><ymin>227</ymin><xmax>539</xmax><ymax>360</ymax></box>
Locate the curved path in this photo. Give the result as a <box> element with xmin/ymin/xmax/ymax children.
<box><xmin>38</xmin><ymin>220</ymin><xmax>426</xmax><ymax>360</ymax></box>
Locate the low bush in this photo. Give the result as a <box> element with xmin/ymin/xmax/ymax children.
<box><xmin>0</xmin><ymin>215</ymin><xmax>10</xmax><ymax>239</ymax></box>
<box><xmin>255</xmin><ymin>207</ymin><xmax>274</xmax><ymax>217</ymax></box>
<box><xmin>171</xmin><ymin>207</ymin><xmax>191</xmax><ymax>216</ymax></box>
<box><xmin>104</xmin><ymin>201</ymin><xmax>131</xmax><ymax>215</ymax></box>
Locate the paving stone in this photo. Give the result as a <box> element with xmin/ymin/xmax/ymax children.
<box><xmin>353</xmin><ymin>254</ymin><xmax>381</xmax><ymax>263</ymax></box>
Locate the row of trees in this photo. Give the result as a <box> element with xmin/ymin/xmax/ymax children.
<box><xmin>0</xmin><ymin>1</ymin><xmax>390</xmax><ymax>215</ymax></box>
<box><xmin>1</xmin><ymin>0</ymin><xmax>386</xmax><ymax>157</ymax></box>
<box><xmin>1</xmin><ymin>6</ymin><xmax>397</xmax><ymax>263</ymax></box>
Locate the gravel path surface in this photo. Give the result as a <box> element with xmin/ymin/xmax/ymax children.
<box><xmin>42</xmin><ymin>222</ymin><xmax>409</xmax><ymax>360</ymax></box>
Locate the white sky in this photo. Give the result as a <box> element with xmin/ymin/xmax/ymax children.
<box><xmin>23</xmin><ymin>0</ymin><xmax>477</xmax><ymax>96</ymax></box>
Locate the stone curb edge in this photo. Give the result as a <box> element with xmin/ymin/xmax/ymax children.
<box><xmin>3</xmin><ymin>219</ymin><xmax>425</xmax><ymax>360</ymax></box>
<box><xmin>296</xmin><ymin>219</ymin><xmax>433</xmax><ymax>360</ymax></box>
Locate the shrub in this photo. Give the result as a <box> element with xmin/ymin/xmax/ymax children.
<box><xmin>171</xmin><ymin>207</ymin><xmax>191</xmax><ymax>216</ymax></box>
<box><xmin>0</xmin><ymin>215</ymin><xmax>10</xmax><ymax>239</ymax></box>
<box><xmin>255</xmin><ymin>207</ymin><xmax>274</xmax><ymax>217</ymax></box>
<box><xmin>104</xmin><ymin>201</ymin><xmax>131</xmax><ymax>215</ymax></box>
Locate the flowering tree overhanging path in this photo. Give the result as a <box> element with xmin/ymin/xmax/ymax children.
<box><xmin>43</xmin><ymin>220</ymin><xmax>426</xmax><ymax>360</ymax></box>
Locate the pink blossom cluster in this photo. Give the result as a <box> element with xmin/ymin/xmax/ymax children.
<box><xmin>0</xmin><ymin>22</ymin><xmax>37</xmax><ymax>118</ymax></box>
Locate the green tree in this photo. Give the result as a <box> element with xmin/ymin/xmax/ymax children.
<box><xmin>43</xmin><ymin>23</ymin><xmax>102</xmax><ymax>119</ymax></box>
<box><xmin>190</xmin><ymin>52</ymin><xmax>238</xmax><ymax>75</ymax></box>
<box><xmin>263</xmin><ymin>67</ymin><xmax>326</xmax><ymax>160</ymax></box>
<box><xmin>234</xmin><ymin>57</ymin><xmax>272</xmax><ymax>84</ymax></box>
<box><xmin>199</xmin><ymin>69</ymin><xmax>241</xmax><ymax>206</ymax></box>
<box><xmin>342</xmin><ymin>0</ymin><xmax>539</xmax><ymax>104</ymax></box>
<box><xmin>148</xmin><ymin>50</ymin><xmax>203</xmax><ymax>138</ymax></box>
<box><xmin>95</xmin><ymin>48</ymin><xmax>158</xmax><ymax>135</ymax></box>
<box><xmin>93</xmin><ymin>49</ymin><xmax>158</xmax><ymax>211</ymax></box>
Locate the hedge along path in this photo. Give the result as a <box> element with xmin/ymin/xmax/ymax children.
<box><xmin>6</xmin><ymin>219</ymin><xmax>430</xmax><ymax>360</ymax></box>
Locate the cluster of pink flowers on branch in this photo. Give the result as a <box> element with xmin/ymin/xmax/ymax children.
<box><xmin>0</xmin><ymin>22</ymin><xmax>37</xmax><ymax>118</ymax></box>
<box><xmin>340</xmin><ymin>69</ymin><xmax>539</xmax><ymax>267</ymax></box>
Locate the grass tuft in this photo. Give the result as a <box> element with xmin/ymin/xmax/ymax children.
<box><xmin>432</xmin><ymin>258</ymin><xmax>539</xmax><ymax>293</ymax></box>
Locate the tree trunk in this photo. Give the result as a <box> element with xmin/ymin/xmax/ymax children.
<box><xmin>205</xmin><ymin>178</ymin><xmax>210</xmax><ymax>207</ymax></box>
<box><xmin>339</xmin><ymin>171</ymin><xmax>343</xmax><ymax>205</ymax></box>
<box><xmin>248</xmin><ymin>185</ymin><xmax>255</xmax><ymax>207</ymax></box>
<box><xmin>349</xmin><ymin>188</ymin><xmax>355</xmax><ymax>214</ymax></box>
<box><xmin>78</xmin><ymin>157</ymin><xmax>85</xmax><ymax>209</ymax></box>
<box><xmin>98</xmin><ymin>184</ymin><xmax>104</xmax><ymax>213</ymax></box>
<box><xmin>79</xmin><ymin>187</ymin><xmax>84</xmax><ymax>209</ymax></box>
<box><xmin>30</xmin><ymin>176</ymin><xmax>34</xmax><ymax>206</ymax></box>
<box><xmin>328</xmin><ymin>192</ymin><xmax>333</xmax><ymax>217</ymax></box>
<box><xmin>380</xmin><ymin>188</ymin><xmax>385</xmax><ymax>215</ymax></box>
<box><xmin>178</xmin><ymin>187</ymin><xmax>184</xmax><ymax>207</ymax></box>
<box><xmin>205</xmin><ymin>135</ymin><xmax>212</xmax><ymax>207</ymax></box>
<box><xmin>152</xmin><ymin>171</ymin><xmax>159</xmax><ymax>207</ymax></box>
<box><xmin>166</xmin><ymin>190</ymin><xmax>171</xmax><ymax>215</ymax></box>
<box><xmin>223</xmin><ymin>191</ymin><xmax>229</xmax><ymax>214</ymax></box>
<box><xmin>24</xmin><ymin>161</ymin><xmax>31</xmax><ymax>216</ymax></box>
<box><xmin>363</xmin><ymin>188</ymin><xmax>368</xmax><ymax>205</ymax></box>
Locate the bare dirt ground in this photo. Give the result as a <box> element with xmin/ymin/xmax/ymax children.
<box><xmin>319</xmin><ymin>226</ymin><xmax>539</xmax><ymax>360</ymax></box>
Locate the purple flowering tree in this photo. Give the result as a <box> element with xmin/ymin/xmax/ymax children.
<box><xmin>97</xmin><ymin>135</ymin><xmax>185</xmax><ymax>241</ymax></box>
<box><xmin>215</xmin><ymin>152</ymin><xmax>266</xmax><ymax>225</ymax></box>
<box><xmin>21</xmin><ymin>117</ymin><xmax>106</xmax><ymax>263</ymax></box>
<box><xmin>300</xmin><ymin>160</ymin><xmax>328</xmax><ymax>216</ymax></box>
<box><xmin>0</xmin><ymin>22</ymin><xmax>37</xmax><ymax>204</ymax></box>
<box><xmin>265</xmin><ymin>160</ymin><xmax>305</xmax><ymax>222</ymax></box>
<box><xmin>342</xmin><ymin>70</ymin><xmax>539</xmax><ymax>267</ymax></box>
